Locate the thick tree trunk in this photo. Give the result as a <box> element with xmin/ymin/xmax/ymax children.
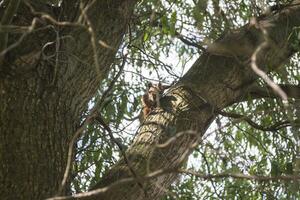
<box><xmin>0</xmin><ymin>1</ymin><xmax>136</xmax><ymax>199</ymax></box>
<box><xmin>1</xmin><ymin>0</ymin><xmax>300</xmax><ymax>200</ymax></box>
<box><xmin>86</xmin><ymin>2</ymin><xmax>300</xmax><ymax>200</ymax></box>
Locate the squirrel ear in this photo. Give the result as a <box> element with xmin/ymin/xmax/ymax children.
<box><xmin>147</xmin><ymin>82</ymin><xmax>152</xmax><ymax>88</ymax></box>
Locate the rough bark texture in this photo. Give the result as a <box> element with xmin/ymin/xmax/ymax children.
<box><xmin>0</xmin><ymin>1</ymin><xmax>136</xmax><ymax>199</ymax></box>
<box><xmin>88</xmin><ymin>1</ymin><xmax>300</xmax><ymax>200</ymax></box>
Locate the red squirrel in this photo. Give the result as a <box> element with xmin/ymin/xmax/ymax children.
<box><xmin>141</xmin><ymin>82</ymin><xmax>169</xmax><ymax>119</ymax></box>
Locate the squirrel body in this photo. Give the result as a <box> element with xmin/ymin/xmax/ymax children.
<box><xmin>140</xmin><ymin>82</ymin><xmax>169</xmax><ymax>119</ymax></box>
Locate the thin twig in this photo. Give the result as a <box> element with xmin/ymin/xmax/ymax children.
<box><xmin>79</xmin><ymin>0</ymin><xmax>103</xmax><ymax>78</ymax></box>
<box><xmin>57</xmin><ymin>112</ymin><xmax>98</xmax><ymax>195</ymax></box>
<box><xmin>95</xmin><ymin>115</ymin><xmax>146</xmax><ymax>196</ymax></box>
<box><xmin>0</xmin><ymin>17</ymin><xmax>39</xmax><ymax>57</ymax></box>
<box><xmin>24</xmin><ymin>1</ymin><xmax>84</xmax><ymax>28</ymax></box>
<box><xmin>47</xmin><ymin>167</ymin><xmax>300</xmax><ymax>200</ymax></box>
<box><xmin>56</xmin><ymin>55</ymin><xmax>127</xmax><ymax>196</ymax></box>
<box><xmin>216</xmin><ymin>110</ymin><xmax>291</xmax><ymax>131</ymax></box>
<box><xmin>0</xmin><ymin>0</ymin><xmax>21</xmax><ymax>52</ymax></box>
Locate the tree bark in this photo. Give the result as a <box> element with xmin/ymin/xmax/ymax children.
<box><xmin>0</xmin><ymin>1</ymin><xmax>136</xmax><ymax>199</ymax></box>
<box><xmin>87</xmin><ymin>1</ymin><xmax>300</xmax><ymax>200</ymax></box>
<box><xmin>1</xmin><ymin>0</ymin><xmax>300</xmax><ymax>200</ymax></box>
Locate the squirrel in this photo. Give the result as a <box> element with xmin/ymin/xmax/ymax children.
<box><xmin>141</xmin><ymin>82</ymin><xmax>169</xmax><ymax>119</ymax></box>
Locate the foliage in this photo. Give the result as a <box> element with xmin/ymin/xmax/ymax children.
<box><xmin>49</xmin><ymin>0</ymin><xmax>300</xmax><ymax>199</ymax></box>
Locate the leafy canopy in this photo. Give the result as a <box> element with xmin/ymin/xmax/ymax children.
<box><xmin>70</xmin><ymin>0</ymin><xmax>300</xmax><ymax>199</ymax></box>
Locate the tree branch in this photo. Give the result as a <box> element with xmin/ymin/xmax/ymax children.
<box><xmin>175</xmin><ymin>31</ymin><xmax>206</xmax><ymax>51</ymax></box>
<box><xmin>180</xmin><ymin>169</ymin><xmax>300</xmax><ymax>181</ymax></box>
<box><xmin>87</xmin><ymin>1</ymin><xmax>300</xmax><ymax>199</ymax></box>
<box><xmin>95</xmin><ymin>115</ymin><xmax>146</xmax><ymax>195</ymax></box>
<box><xmin>247</xmin><ymin>83</ymin><xmax>300</xmax><ymax>100</ymax></box>
<box><xmin>47</xmin><ymin>167</ymin><xmax>300</xmax><ymax>200</ymax></box>
<box><xmin>216</xmin><ymin>110</ymin><xmax>291</xmax><ymax>131</ymax></box>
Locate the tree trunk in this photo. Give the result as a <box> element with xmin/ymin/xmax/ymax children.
<box><xmin>88</xmin><ymin>2</ymin><xmax>300</xmax><ymax>200</ymax></box>
<box><xmin>1</xmin><ymin>1</ymin><xmax>300</xmax><ymax>200</ymax></box>
<box><xmin>0</xmin><ymin>1</ymin><xmax>136</xmax><ymax>199</ymax></box>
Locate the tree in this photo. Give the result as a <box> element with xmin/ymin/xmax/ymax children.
<box><xmin>1</xmin><ymin>0</ymin><xmax>300</xmax><ymax>200</ymax></box>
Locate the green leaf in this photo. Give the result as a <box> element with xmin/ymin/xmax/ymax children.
<box><xmin>170</xmin><ymin>11</ymin><xmax>177</xmax><ymax>35</ymax></box>
<box><xmin>161</xmin><ymin>15</ymin><xmax>169</xmax><ymax>34</ymax></box>
<box><xmin>143</xmin><ymin>32</ymin><xmax>149</xmax><ymax>42</ymax></box>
